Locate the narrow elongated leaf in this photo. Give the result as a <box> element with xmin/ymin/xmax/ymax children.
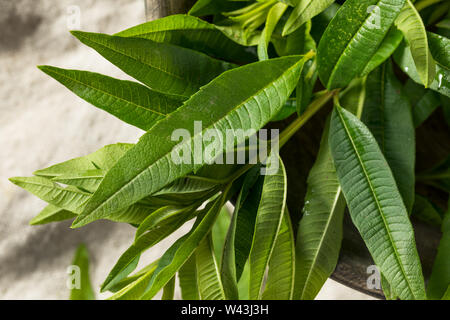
<box><xmin>258</xmin><ymin>2</ymin><xmax>288</xmax><ymax>61</ymax></box>
<box><xmin>362</xmin><ymin>61</ymin><xmax>415</xmax><ymax>213</ymax></box>
<box><xmin>329</xmin><ymin>104</ymin><xmax>426</xmax><ymax>300</ymax></box>
<box><xmin>10</xmin><ymin>177</ymin><xmax>91</xmax><ymax>214</ymax></box>
<box><xmin>34</xmin><ymin>143</ymin><xmax>133</xmax><ymax>178</ymax></box>
<box><xmin>101</xmin><ymin>207</ymin><xmax>196</xmax><ymax>292</ymax></box>
<box><xmin>108</xmin><ymin>267</ymin><xmax>156</xmax><ymax>300</ymax></box>
<box><xmin>442</xmin><ymin>286</ymin><xmax>450</xmax><ymax>300</ymax></box>
<box><xmin>212</xmin><ymin>206</ymin><xmax>232</xmax><ymax>264</ymax></box>
<box><xmin>427</xmin><ymin>32</ymin><xmax>450</xmax><ymax>69</ymax></box>
<box><xmin>106</xmin><ymin>260</ymin><xmax>159</xmax><ymax>293</ymax></box>
<box><xmin>189</xmin><ymin>0</ymin><xmax>245</xmax><ymax>17</ymax></box>
<box><xmin>73</xmin><ymin>56</ymin><xmax>307</xmax><ymax>228</ymax></box>
<box><xmin>38</xmin><ymin>66</ymin><xmax>183</xmax><ymax>131</ymax></box>
<box><xmin>221</xmin><ymin>166</ymin><xmax>262</xmax><ymax>300</ymax></box>
<box><xmin>70</xmin><ymin>244</ymin><xmax>95</xmax><ymax>300</ymax></box>
<box><xmin>52</xmin><ymin>170</ymin><xmax>104</xmax><ymax>194</ymax></box>
<box><xmin>427</xmin><ymin>204</ymin><xmax>450</xmax><ymax>300</ymax></box>
<box><xmin>394</xmin><ymin>41</ymin><xmax>450</xmax><ymax>97</ymax></box>
<box><xmin>116</xmin><ymin>14</ymin><xmax>254</xmax><ymax>63</ymax></box>
<box><xmin>317</xmin><ymin>0</ymin><xmax>406</xmax><ymax>89</ymax></box>
<box><xmin>162</xmin><ymin>276</ymin><xmax>176</xmax><ymax>300</ymax></box>
<box><xmin>249</xmin><ymin>155</ymin><xmax>287</xmax><ymax>300</ymax></box>
<box><xmin>283</xmin><ymin>0</ymin><xmax>335</xmax><ymax>36</ymax></box>
<box><xmin>178</xmin><ymin>255</ymin><xmax>199</xmax><ymax>300</ymax></box>
<box><xmin>395</xmin><ymin>0</ymin><xmax>436</xmax><ymax>87</ymax></box>
<box><xmin>196</xmin><ymin>234</ymin><xmax>226</xmax><ymax>300</ymax></box>
<box><xmin>29</xmin><ymin>204</ymin><xmax>76</xmax><ymax>226</ymax></box>
<box><xmin>70</xmin><ymin>31</ymin><xmax>234</xmax><ymax>97</ymax></box>
<box><xmin>262</xmin><ymin>210</ymin><xmax>295</xmax><ymax>300</ymax></box>
<box><xmin>293</xmin><ymin>120</ymin><xmax>346</xmax><ymax>300</ymax></box>
<box><xmin>141</xmin><ymin>192</ymin><xmax>229</xmax><ymax>300</ymax></box>
<box><xmin>360</xmin><ymin>26</ymin><xmax>404</xmax><ymax>76</ymax></box>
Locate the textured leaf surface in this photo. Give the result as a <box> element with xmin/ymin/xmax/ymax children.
<box><xmin>178</xmin><ymin>255</ymin><xmax>199</xmax><ymax>300</ymax></box>
<box><xmin>39</xmin><ymin>66</ymin><xmax>183</xmax><ymax>131</ymax></box>
<box><xmin>116</xmin><ymin>14</ymin><xmax>255</xmax><ymax>63</ymax></box>
<box><xmin>362</xmin><ymin>61</ymin><xmax>415</xmax><ymax>213</ymax></box>
<box><xmin>221</xmin><ymin>167</ymin><xmax>262</xmax><ymax>299</ymax></box>
<box><xmin>395</xmin><ymin>0</ymin><xmax>436</xmax><ymax>87</ymax></box>
<box><xmin>262</xmin><ymin>211</ymin><xmax>295</xmax><ymax>300</ymax></box>
<box><xmin>249</xmin><ymin>155</ymin><xmax>287</xmax><ymax>300</ymax></box>
<box><xmin>196</xmin><ymin>234</ymin><xmax>226</xmax><ymax>300</ymax></box>
<box><xmin>71</xmin><ymin>31</ymin><xmax>234</xmax><ymax>97</ymax></box>
<box><xmin>70</xmin><ymin>244</ymin><xmax>95</xmax><ymax>300</ymax></box>
<box><xmin>73</xmin><ymin>56</ymin><xmax>306</xmax><ymax>228</ymax></box>
<box><xmin>101</xmin><ymin>207</ymin><xmax>195</xmax><ymax>292</ymax></box>
<box><xmin>317</xmin><ymin>0</ymin><xmax>406</xmax><ymax>89</ymax></box>
<box><xmin>141</xmin><ymin>194</ymin><xmax>228</xmax><ymax>299</ymax></box>
<box><xmin>361</xmin><ymin>27</ymin><xmax>404</xmax><ymax>76</ymax></box>
<box><xmin>329</xmin><ymin>104</ymin><xmax>426</xmax><ymax>300</ymax></box>
<box><xmin>283</xmin><ymin>0</ymin><xmax>335</xmax><ymax>36</ymax></box>
<box><xmin>293</xmin><ymin>120</ymin><xmax>345</xmax><ymax>300</ymax></box>
<box><xmin>29</xmin><ymin>204</ymin><xmax>76</xmax><ymax>226</ymax></box>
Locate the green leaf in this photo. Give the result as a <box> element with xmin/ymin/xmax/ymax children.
<box><xmin>360</xmin><ymin>26</ymin><xmax>404</xmax><ymax>76</ymax></box>
<box><xmin>212</xmin><ymin>206</ymin><xmax>232</xmax><ymax>265</ymax></box>
<box><xmin>70</xmin><ymin>31</ymin><xmax>234</xmax><ymax>98</ymax></box>
<box><xmin>293</xmin><ymin>119</ymin><xmax>345</xmax><ymax>300</ymax></box>
<box><xmin>141</xmin><ymin>191</ymin><xmax>229</xmax><ymax>300</ymax></box>
<box><xmin>116</xmin><ymin>14</ymin><xmax>255</xmax><ymax>63</ymax></box>
<box><xmin>249</xmin><ymin>155</ymin><xmax>287</xmax><ymax>300</ymax></box>
<box><xmin>162</xmin><ymin>276</ymin><xmax>176</xmax><ymax>300</ymax></box>
<box><xmin>361</xmin><ymin>61</ymin><xmax>415</xmax><ymax>213</ymax></box>
<box><xmin>70</xmin><ymin>244</ymin><xmax>95</xmax><ymax>300</ymax></box>
<box><xmin>72</xmin><ymin>55</ymin><xmax>308</xmax><ymax>228</ymax></box>
<box><xmin>395</xmin><ymin>0</ymin><xmax>436</xmax><ymax>87</ymax></box>
<box><xmin>394</xmin><ymin>40</ymin><xmax>450</xmax><ymax>97</ymax></box>
<box><xmin>403</xmin><ymin>79</ymin><xmax>441</xmax><ymax>127</ymax></box>
<box><xmin>283</xmin><ymin>0</ymin><xmax>335</xmax><ymax>36</ymax></box>
<box><xmin>221</xmin><ymin>166</ymin><xmax>262</xmax><ymax>300</ymax></box>
<box><xmin>189</xmin><ymin>0</ymin><xmax>245</xmax><ymax>17</ymax></box>
<box><xmin>427</xmin><ymin>32</ymin><xmax>450</xmax><ymax>69</ymax></box>
<box><xmin>427</xmin><ymin>203</ymin><xmax>450</xmax><ymax>300</ymax></box>
<box><xmin>262</xmin><ymin>210</ymin><xmax>295</xmax><ymax>300</ymax></box>
<box><xmin>258</xmin><ymin>2</ymin><xmax>289</xmax><ymax>61</ymax></box>
<box><xmin>317</xmin><ymin>0</ymin><xmax>406</xmax><ymax>89</ymax></box>
<box><xmin>178</xmin><ymin>255</ymin><xmax>199</xmax><ymax>300</ymax></box>
<box><xmin>108</xmin><ymin>265</ymin><xmax>157</xmax><ymax>300</ymax></box>
<box><xmin>34</xmin><ymin>143</ymin><xmax>133</xmax><ymax>178</ymax></box>
<box><xmin>412</xmin><ymin>195</ymin><xmax>443</xmax><ymax>227</ymax></box>
<box><xmin>38</xmin><ymin>66</ymin><xmax>183</xmax><ymax>131</ymax></box>
<box><xmin>10</xmin><ymin>177</ymin><xmax>91</xmax><ymax>214</ymax></box>
<box><xmin>196</xmin><ymin>234</ymin><xmax>227</xmax><ymax>300</ymax></box>
<box><xmin>101</xmin><ymin>206</ymin><xmax>196</xmax><ymax>292</ymax></box>
<box><xmin>329</xmin><ymin>104</ymin><xmax>426</xmax><ymax>300</ymax></box>
<box><xmin>442</xmin><ymin>286</ymin><xmax>450</xmax><ymax>300</ymax></box>
<box><xmin>29</xmin><ymin>204</ymin><xmax>76</xmax><ymax>226</ymax></box>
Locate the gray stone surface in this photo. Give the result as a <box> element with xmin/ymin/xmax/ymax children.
<box><xmin>0</xmin><ymin>0</ymin><xmax>374</xmax><ymax>300</ymax></box>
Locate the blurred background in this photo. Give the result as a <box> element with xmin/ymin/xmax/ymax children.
<box><xmin>0</xmin><ymin>0</ymin><xmax>374</xmax><ymax>300</ymax></box>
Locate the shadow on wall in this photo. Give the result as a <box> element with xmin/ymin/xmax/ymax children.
<box><xmin>0</xmin><ymin>1</ymin><xmax>42</xmax><ymax>53</ymax></box>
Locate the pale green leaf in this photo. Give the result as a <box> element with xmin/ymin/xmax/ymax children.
<box><xmin>395</xmin><ymin>0</ymin><xmax>436</xmax><ymax>87</ymax></box>
<box><xmin>70</xmin><ymin>244</ymin><xmax>95</xmax><ymax>300</ymax></box>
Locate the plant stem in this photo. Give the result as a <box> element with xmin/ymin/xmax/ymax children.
<box><xmin>279</xmin><ymin>90</ymin><xmax>337</xmax><ymax>148</ymax></box>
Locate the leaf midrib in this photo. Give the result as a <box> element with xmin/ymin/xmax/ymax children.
<box><xmin>300</xmin><ymin>186</ymin><xmax>342</xmax><ymax>299</ymax></box>
<box><xmin>45</xmin><ymin>68</ymin><xmax>168</xmax><ymax>117</ymax></box>
<box><xmin>76</xmin><ymin>59</ymin><xmax>302</xmax><ymax>226</ymax></box>
<box><xmin>336</xmin><ymin>106</ymin><xmax>417</xmax><ymax>299</ymax></box>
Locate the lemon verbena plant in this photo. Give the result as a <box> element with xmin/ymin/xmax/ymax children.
<box><xmin>10</xmin><ymin>0</ymin><xmax>450</xmax><ymax>300</ymax></box>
